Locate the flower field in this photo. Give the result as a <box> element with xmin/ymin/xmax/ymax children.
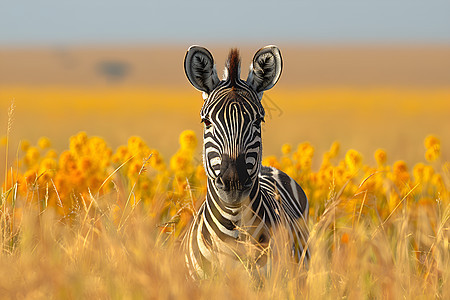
<box><xmin>0</xmin><ymin>86</ymin><xmax>449</xmax><ymax>298</ymax></box>
<box><xmin>1</xmin><ymin>126</ymin><xmax>449</xmax><ymax>297</ymax></box>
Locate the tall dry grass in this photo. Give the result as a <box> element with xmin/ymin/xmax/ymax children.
<box><xmin>0</xmin><ymin>92</ymin><xmax>448</xmax><ymax>298</ymax></box>
<box><xmin>0</xmin><ymin>171</ymin><xmax>448</xmax><ymax>298</ymax></box>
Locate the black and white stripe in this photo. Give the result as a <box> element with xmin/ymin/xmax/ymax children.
<box><xmin>183</xmin><ymin>46</ymin><xmax>309</xmax><ymax>279</ymax></box>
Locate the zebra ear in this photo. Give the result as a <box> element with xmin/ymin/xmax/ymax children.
<box><xmin>246</xmin><ymin>45</ymin><xmax>282</xmax><ymax>93</ymax></box>
<box><xmin>184</xmin><ymin>46</ymin><xmax>220</xmax><ymax>94</ymax></box>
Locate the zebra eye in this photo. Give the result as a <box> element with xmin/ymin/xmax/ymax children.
<box><xmin>202</xmin><ymin>118</ymin><xmax>212</xmax><ymax>127</ymax></box>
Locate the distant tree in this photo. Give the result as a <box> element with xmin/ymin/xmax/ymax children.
<box><xmin>97</xmin><ymin>61</ymin><xmax>130</xmax><ymax>83</ymax></box>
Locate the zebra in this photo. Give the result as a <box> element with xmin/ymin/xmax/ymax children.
<box><xmin>182</xmin><ymin>45</ymin><xmax>309</xmax><ymax>279</ymax></box>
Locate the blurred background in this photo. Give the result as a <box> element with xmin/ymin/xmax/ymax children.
<box><xmin>1</xmin><ymin>0</ymin><xmax>449</xmax><ymax>164</ymax></box>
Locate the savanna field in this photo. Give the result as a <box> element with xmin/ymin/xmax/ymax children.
<box><xmin>0</xmin><ymin>87</ymin><xmax>448</xmax><ymax>299</ymax></box>
<box><xmin>0</xmin><ymin>46</ymin><xmax>449</xmax><ymax>298</ymax></box>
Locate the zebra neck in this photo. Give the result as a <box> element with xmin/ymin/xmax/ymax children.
<box><xmin>205</xmin><ymin>178</ymin><xmax>262</xmax><ymax>230</ymax></box>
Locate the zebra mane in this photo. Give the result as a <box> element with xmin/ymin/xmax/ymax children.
<box><xmin>225</xmin><ymin>48</ymin><xmax>241</xmax><ymax>86</ymax></box>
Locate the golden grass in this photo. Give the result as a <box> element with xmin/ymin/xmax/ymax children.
<box><xmin>0</xmin><ymin>175</ymin><xmax>448</xmax><ymax>298</ymax></box>
<box><xmin>0</xmin><ymin>128</ymin><xmax>448</xmax><ymax>298</ymax></box>
<box><xmin>0</xmin><ymin>87</ymin><xmax>449</xmax><ymax>298</ymax></box>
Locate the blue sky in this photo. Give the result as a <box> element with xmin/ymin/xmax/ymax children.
<box><xmin>1</xmin><ymin>0</ymin><xmax>449</xmax><ymax>45</ymax></box>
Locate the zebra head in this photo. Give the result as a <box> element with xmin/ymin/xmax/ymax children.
<box><xmin>184</xmin><ymin>46</ymin><xmax>282</xmax><ymax>206</ymax></box>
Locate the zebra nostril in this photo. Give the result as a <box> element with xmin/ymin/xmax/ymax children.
<box><xmin>243</xmin><ymin>177</ymin><xmax>252</xmax><ymax>189</ymax></box>
<box><xmin>215</xmin><ymin>176</ymin><xmax>225</xmax><ymax>190</ymax></box>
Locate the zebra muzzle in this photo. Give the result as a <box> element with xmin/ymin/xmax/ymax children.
<box><xmin>215</xmin><ymin>154</ymin><xmax>252</xmax><ymax>192</ymax></box>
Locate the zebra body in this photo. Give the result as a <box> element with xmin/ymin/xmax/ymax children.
<box><xmin>183</xmin><ymin>46</ymin><xmax>309</xmax><ymax>278</ymax></box>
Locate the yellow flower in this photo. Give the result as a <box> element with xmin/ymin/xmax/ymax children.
<box><xmin>171</xmin><ymin>151</ymin><xmax>189</xmax><ymax>170</ymax></box>
<box><xmin>78</xmin><ymin>156</ymin><xmax>94</xmax><ymax>173</ymax></box>
<box><xmin>71</xmin><ymin>132</ymin><xmax>86</xmax><ymax>147</ymax></box>
<box><xmin>39</xmin><ymin>158</ymin><xmax>58</xmax><ymax>178</ymax></box>
<box><xmin>179</xmin><ymin>130</ymin><xmax>197</xmax><ymax>152</ymax></box>
<box><xmin>345</xmin><ymin>149</ymin><xmax>362</xmax><ymax>172</ymax></box>
<box><xmin>425</xmin><ymin>145</ymin><xmax>440</xmax><ymax>162</ymax></box>
<box><xmin>46</xmin><ymin>149</ymin><xmax>58</xmax><ymax>159</ymax></box>
<box><xmin>424</xmin><ymin>135</ymin><xmax>440</xmax><ymax>149</ymax></box>
<box><xmin>128</xmin><ymin>136</ymin><xmax>144</xmax><ymax>148</ymax></box>
<box><xmin>281</xmin><ymin>143</ymin><xmax>292</xmax><ymax>155</ymax></box>
<box><xmin>281</xmin><ymin>156</ymin><xmax>293</xmax><ymax>169</ymax></box>
<box><xmin>24</xmin><ymin>170</ymin><xmax>37</xmax><ymax>186</ymax></box>
<box><xmin>38</xmin><ymin>136</ymin><xmax>51</xmax><ymax>149</ymax></box>
<box><xmin>20</xmin><ymin>140</ymin><xmax>30</xmax><ymax>152</ymax></box>
<box><xmin>374</xmin><ymin>149</ymin><xmax>387</xmax><ymax>166</ymax></box>
<box><xmin>195</xmin><ymin>165</ymin><xmax>207</xmax><ymax>182</ymax></box>
<box><xmin>422</xmin><ymin>165</ymin><xmax>435</xmax><ymax>182</ymax></box>
<box><xmin>59</xmin><ymin>151</ymin><xmax>77</xmax><ymax>173</ymax></box>
<box><xmin>127</xmin><ymin>136</ymin><xmax>149</xmax><ymax>157</ymax></box>
<box><xmin>284</xmin><ymin>165</ymin><xmax>296</xmax><ymax>178</ymax></box>
<box><xmin>392</xmin><ymin>160</ymin><xmax>410</xmax><ymax>184</ymax></box>
<box><xmin>149</xmin><ymin>150</ymin><xmax>166</xmax><ymax>171</ymax></box>
<box><xmin>297</xmin><ymin>142</ymin><xmax>314</xmax><ymax>158</ymax></box>
<box><xmin>170</xmin><ymin>150</ymin><xmax>194</xmax><ymax>178</ymax></box>
<box><xmin>113</xmin><ymin>145</ymin><xmax>129</xmax><ymax>163</ymax></box>
<box><xmin>70</xmin><ymin>169</ymin><xmax>85</xmax><ymax>186</ymax></box>
<box><xmin>321</xmin><ymin>152</ymin><xmax>331</xmax><ymax>168</ymax></box>
<box><xmin>293</xmin><ymin>142</ymin><xmax>314</xmax><ymax>171</ymax></box>
<box><xmin>413</xmin><ymin>163</ymin><xmax>425</xmax><ymax>182</ymax></box>
<box><xmin>128</xmin><ymin>160</ymin><xmax>144</xmax><ymax>178</ymax></box>
<box><xmin>140</xmin><ymin>179</ymin><xmax>151</xmax><ymax>192</ymax></box>
<box><xmin>329</xmin><ymin>141</ymin><xmax>340</xmax><ymax>158</ymax></box>
<box><xmin>262</xmin><ymin>156</ymin><xmax>281</xmax><ymax>169</ymax></box>
<box><xmin>431</xmin><ymin>173</ymin><xmax>444</xmax><ymax>186</ymax></box>
<box><xmin>388</xmin><ymin>192</ymin><xmax>399</xmax><ymax>212</ymax></box>
<box><xmin>24</xmin><ymin>147</ymin><xmax>40</xmax><ymax>167</ymax></box>
<box><xmin>393</xmin><ymin>160</ymin><xmax>408</xmax><ymax>174</ymax></box>
<box><xmin>70</xmin><ymin>132</ymin><xmax>88</xmax><ymax>156</ymax></box>
<box><xmin>40</xmin><ymin>157</ymin><xmax>57</xmax><ymax>170</ymax></box>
